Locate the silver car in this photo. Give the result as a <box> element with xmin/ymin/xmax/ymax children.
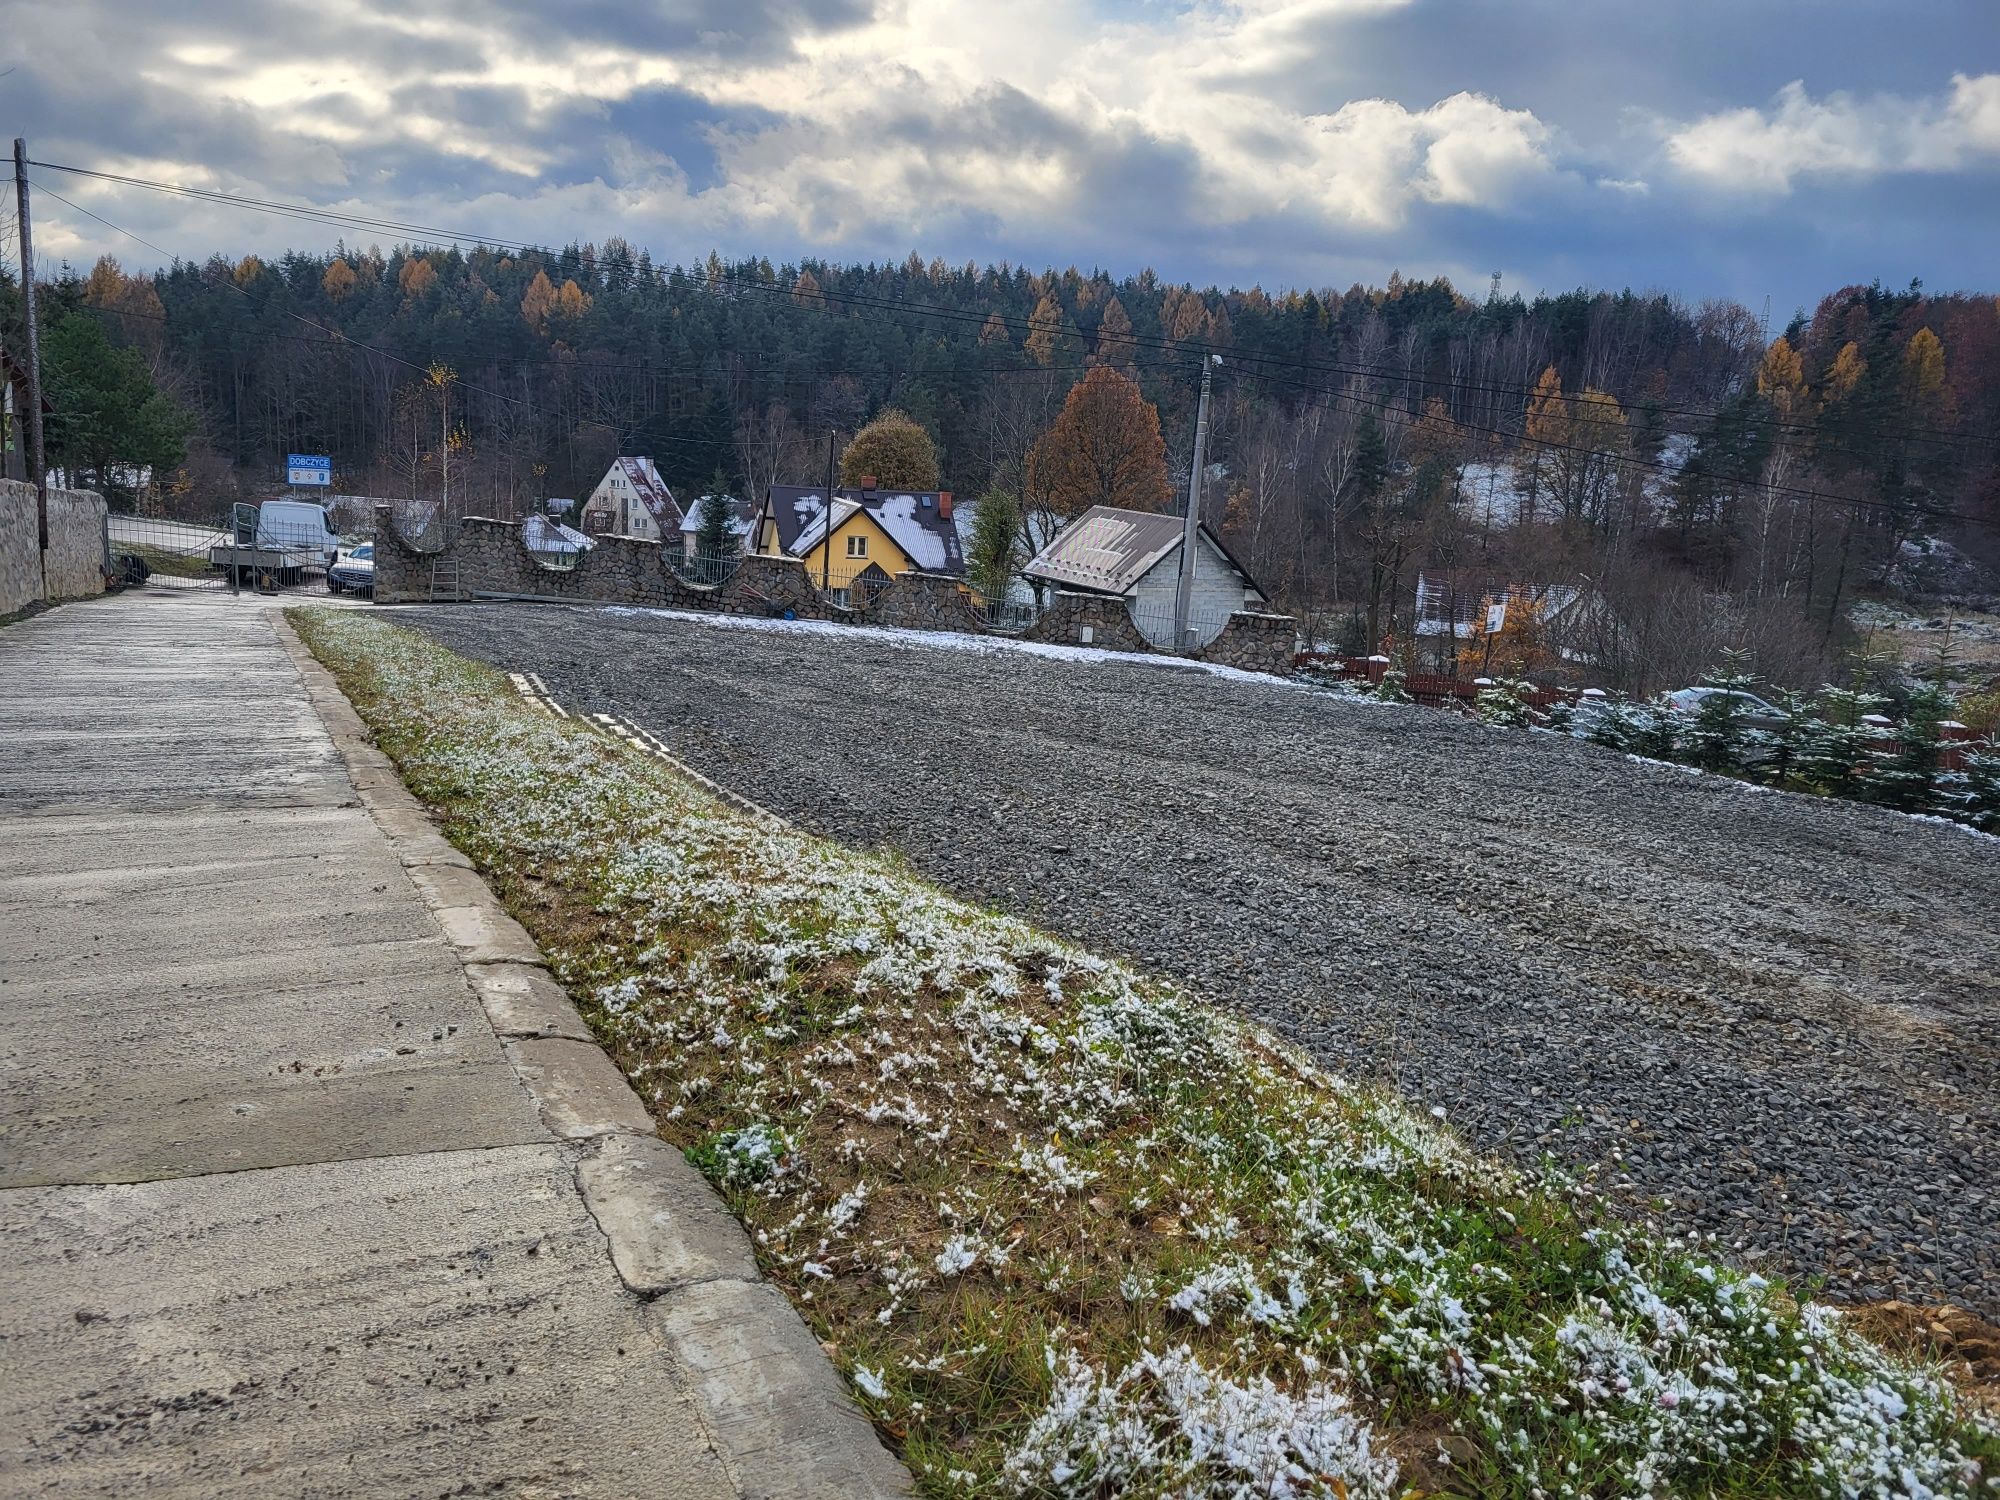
<box><xmin>1661</xmin><ymin>686</ymin><xmax>1787</xmax><ymax>733</ymax></box>
<box><xmin>326</xmin><ymin>543</ymin><xmax>375</xmax><ymax>595</ymax></box>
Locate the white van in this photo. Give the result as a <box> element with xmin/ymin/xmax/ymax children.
<box><xmin>208</xmin><ymin>499</ymin><xmax>343</xmax><ymax>584</ymax></box>
<box><xmin>255</xmin><ymin>500</ymin><xmax>341</xmax><ymax>569</ymax></box>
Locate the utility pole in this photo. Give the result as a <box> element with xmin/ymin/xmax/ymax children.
<box><xmin>821</xmin><ymin>428</ymin><xmax>835</xmax><ymax>595</ymax></box>
<box><xmin>1172</xmin><ymin>355</ymin><xmax>1218</xmax><ymax>651</ymax></box>
<box><xmin>13</xmin><ymin>139</ymin><xmax>48</xmax><ymax>571</ymax></box>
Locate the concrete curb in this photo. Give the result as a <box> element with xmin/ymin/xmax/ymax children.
<box><xmin>273</xmin><ymin>610</ymin><xmax>913</xmax><ymax>1500</ymax></box>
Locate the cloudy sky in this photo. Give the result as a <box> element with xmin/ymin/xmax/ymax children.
<box><xmin>6</xmin><ymin>0</ymin><xmax>1996</xmax><ymax>313</ymax></box>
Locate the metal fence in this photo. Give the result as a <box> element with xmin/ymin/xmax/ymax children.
<box><xmin>967</xmin><ymin>595</ymin><xmax>1041</xmax><ymax>631</ymax></box>
<box><xmin>1125</xmin><ymin>602</ymin><xmax>1237</xmax><ymax>651</ymax></box>
<box><xmin>105</xmin><ymin>511</ymin><xmax>235</xmax><ymax>591</ymax></box>
<box><xmin>668</xmin><ymin>550</ymin><xmax>744</xmax><ymax>589</ymax></box>
<box><xmin>105</xmin><ymin>506</ymin><xmax>354</xmax><ymax>596</ymax></box>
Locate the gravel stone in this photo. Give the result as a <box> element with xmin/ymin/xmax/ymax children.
<box><xmin>392</xmin><ymin>604</ymin><xmax>2000</xmax><ymax>1317</ymax></box>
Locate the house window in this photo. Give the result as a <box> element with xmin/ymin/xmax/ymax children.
<box><xmin>846</xmin><ymin>535</ymin><xmax>867</xmax><ymax>559</ymax></box>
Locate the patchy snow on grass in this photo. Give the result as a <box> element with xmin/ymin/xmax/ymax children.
<box><xmin>294</xmin><ymin>607</ymin><xmax>1999</xmax><ymax>1500</ymax></box>
<box><xmin>591</xmin><ymin>602</ymin><xmax>1322</xmax><ymax>696</ymax></box>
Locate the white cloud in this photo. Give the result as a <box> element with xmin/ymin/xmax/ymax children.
<box><xmin>1663</xmin><ymin>72</ymin><xmax>2000</xmax><ymax>193</ymax></box>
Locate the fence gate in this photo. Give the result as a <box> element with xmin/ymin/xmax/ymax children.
<box><xmin>105</xmin><ymin>506</ymin><xmax>344</xmax><ymax>596</ymax></box>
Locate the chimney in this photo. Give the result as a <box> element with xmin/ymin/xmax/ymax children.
<box><xmin>937</xmin><ymin>490</ymin><xmax>953</xmax><ymax>520</ymax></box>
<box><xmin>860</xmin><ymin>474</ymin><xmax>878</xmax><ymax>495</ymax></box>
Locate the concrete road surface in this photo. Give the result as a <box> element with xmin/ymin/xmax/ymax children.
<box><xmin>0</xmin><ymin>591</ymin><xmax>901</xmax><ymax>1498</ymax></box>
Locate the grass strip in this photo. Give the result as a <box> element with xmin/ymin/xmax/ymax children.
<box><xmin>292</xmin><ymin>607</ymin><xmax>1997</xmax><ymax>1500</ymax></box>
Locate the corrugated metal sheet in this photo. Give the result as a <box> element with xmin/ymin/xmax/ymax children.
<box><xmin>1020</xmin><ymin>506</ymin><xmax>1187</xmax><ymax>595</ymax></box>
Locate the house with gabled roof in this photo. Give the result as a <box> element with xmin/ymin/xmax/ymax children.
<box><xmin>581</xmin><ymin>457</ymin><xmax>682</xmax><ymax>541</ymax></box>
<box><xmin>676</xmin><ymin>492</ymin><xmax>758</xmax><ymax>562</ymax></box>
<box><xmin>747</xmin><ymin>483</ymin><xmax>966</xmax><ymax>603</ymax></box>
<box><xmin>1022</xmin><ymin>504</ymin><xmax>1268</xmax><ymax>649</ymax></box>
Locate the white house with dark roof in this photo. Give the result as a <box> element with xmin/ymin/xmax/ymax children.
<box><xmin>676</xmin><ymin>492</ymin><xmax>759</xmax><ymax>561</ymax></box>
<box><xmin>1023</xmin><ymin>504</ymin><xmax>1268</xmax><ymax>649</ymax></box>
<box><xmin>581</xmin><ymin>457</ymin><xmax>682</xmax><ymax>540</ymax></box>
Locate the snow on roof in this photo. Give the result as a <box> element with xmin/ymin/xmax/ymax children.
<box><xmin>793</xmin><ymin>497</ymin><xmax>861</xmax><ymax>555</ymax></box>
<box><xmin>523</xmin><ymin>515</ymin><xmax>593</xmax><ymax>553</ymax></box>
<box><xmin>773</xmin><ymin>486</ymin><xmax>966</xmax><ymax>575</ymax></box>
<box><xmin>677</xmin><ymin>493</ymin><xmax>757</xmax><ymax>536</ymax></box>
<box><xmin>606</xmin><ymin>457</ymin><xmax>682</xmax><ymax>529</ymax></box>
<box><xmin>873</xmin><ymin>493</ymin><xmax>951</xmax><ymax>572</ymax></box>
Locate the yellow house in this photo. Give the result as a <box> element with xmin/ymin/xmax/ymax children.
<box><xmin>749</xmin><ymin>485</ymin><xmax>966</xmax><ymax>603</ymax></box>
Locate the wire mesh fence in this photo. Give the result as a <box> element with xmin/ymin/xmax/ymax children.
<box><xmin>668</xmin><ymin>550</ymin><xmax>745</xmax><ymax>588</ymax></box>
<box><xmin>967</xmin><ymin>595</ymin><xmax>1041</xmax><ymax>631</ymax></box>
<box><xmin>1125</xmin><ymin>602</ymin><xmax>1237</xmax><ymax>651</ymax></box>
<box><xmin>105</xmin><ymin>504</ymin><xmax>357</xmax><ymax>595</ymax></box>
<box><xmin>105</xmin><ymin>512</ymin><xmax>235</xmax><ymax>591</ymax></box>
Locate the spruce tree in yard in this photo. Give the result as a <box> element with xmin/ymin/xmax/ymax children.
<box><xmin>1475</xmin><ymin>675</ymin><xmax>1536</xmax><ymax>728</ymax></box>
<box><xmin>1936</xmin><ymin>741</ymin><xmax>2000</xmax><ymax>832</ymax></box>
<box><xmin>1762</xmin><ymin>687</ymin><xmax>1817</xmax><ymax>788</ymax></box>
<box><xmin>1865</xmin><ymin>680</ymin><xmax>1953</xmax><ymax>811</ymax></box>
<box><xmin>694</xmin><ymin>468</ymin><xmax>736</xmax><ymax>565</ymax></box>
<box><xmin>1684</xmin><ymin>650</ymin><xmax>1759</xmax><ymax>774</ymax></box>
<box><xmin>1800</xmin><ymin>685</ymin><xmax>1887</xmax><ymax>795</ymax></box>
<box><xmin>1373</xmin><ymin>664</ymin><xmax>1413</xmax><ymax>704</ymax></box>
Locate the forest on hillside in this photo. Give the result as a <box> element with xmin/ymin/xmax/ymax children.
<box><xmin>7</xmin><ymin>242</ymin><xmax>1998</xmax><ymax>687</ymax></box>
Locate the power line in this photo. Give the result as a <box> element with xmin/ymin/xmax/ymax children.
<box><xmin>31</xmin><ymin>157</ymin><xmax>1993</xmax><ymax>456</ymax></box>
<box><xmin>29</xmin><ymin>176</ymin><xmax>533</xmax><ymax>410</ymax></box>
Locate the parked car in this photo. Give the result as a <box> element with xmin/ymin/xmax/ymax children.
<box><xmin>1661</xmin><ymin>686</ymin><xmax>1786</xmax><ymax>732</ymax></box>
<box><xmin>326</xmin><ymin>543</ymin><xmax>375</xmax><ymax>595</ymax></box>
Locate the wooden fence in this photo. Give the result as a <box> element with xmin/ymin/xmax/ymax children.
<box><xmin>1293</xmin><ymin>652</ymin><xmax>1985</xmax><ymax>772</ymax></box>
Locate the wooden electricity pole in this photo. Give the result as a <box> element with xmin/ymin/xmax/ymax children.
<box><xmin>821</xmin><ymin>428</ymin><xmax>835</xmax><ymax>595</ymax></box>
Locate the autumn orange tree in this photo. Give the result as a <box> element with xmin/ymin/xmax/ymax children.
<box><xmin>840</xmin><ymin>409</ymin><xmax>940</xmax><ymax>489</ymax></box>
<box><xmin>1026</xmin><ymin>366</ymin><xmax>1172</xmax><ymax>518</ymax></box>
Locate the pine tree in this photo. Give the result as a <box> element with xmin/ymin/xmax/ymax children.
<box><xmin>1475</xmin><ymin>675</ymin><xmax>1535</xmax><ymax>728</ymax></box>
<box><xmin>1683</xmin><ymin>650</ymin><xmax>1760</xmax><ymax>774</ymax></box>
<box><xmin>694</xmin><ymin>467</ymin><xmax>736</xmax><ymax>564</ymax></box>
<box><xmin>1761</xmin><ymin>687</ymin><xmax>1817</xmax><ymax>788</ymax></box>
<box><xmin>1935</xmin><ymin>741</ymin><xmax>2000</xmax><ymax>832</ymax></box>
<box><xmin>1865</xmin><ymin>680</ymin><xmax>1953</xmax><ymax>811</ymax></box>
<box><xmin>1373</xmin><ymin>665</ymin><xmax>1413</xmax><ymax>704</ymax></box>
<box><xmin>1800</xmin><ymin>685</ymin><xmax>1887</xmax><ymax>795</ymax></box>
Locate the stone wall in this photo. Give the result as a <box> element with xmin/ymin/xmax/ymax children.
<box><xmin>864</xmin><ymin>570</ymin><xmax>990</xmax><ymax>633</ymax></box>
<box><xmin>373</xmin><ymin>509</ymin><xmax>826</xmax><ymax>619</ymax></box>
<box><xmin>1</xmin><ymin>478</ymin><xmax>107</xmax><ymax>614</ymax></box>
<box><xmin>1193</xmin><ymin>611</ymin><xmax>1298</xmax><ymax>675</ymax></box>
<box><xmin>371</xmin><ymin>512</ymin><xmax>1303</xmax><ymax>677</ymax></box>
<box><xmin>1021</xmin><ymin>590</ymin><xmax>1158</xmax><ymax>654</ymax></box>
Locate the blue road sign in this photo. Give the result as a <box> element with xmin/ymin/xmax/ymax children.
<box><xmin>286</xmin><ymin>454</ymin><xmax>332</xmax><ymax>487</ymax></box>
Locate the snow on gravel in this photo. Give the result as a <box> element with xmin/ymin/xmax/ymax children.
<box><xmin>394</xmin><ymin>601</ymin><xmax>2000</xmax><ymax>1318</ymax></box>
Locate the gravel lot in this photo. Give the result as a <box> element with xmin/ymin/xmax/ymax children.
<box><xmin>393</xmin><ymin>603</ymin><xmax>2000</xmax><ymax>1316</ymax></box>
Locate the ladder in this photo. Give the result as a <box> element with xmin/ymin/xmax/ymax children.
<box><xmin>429</xmin><ymin>558</ymin><xmax>465</xmax><ymax>602</ymax></box>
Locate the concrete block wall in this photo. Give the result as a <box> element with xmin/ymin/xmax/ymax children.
<box><xmin>1</xmin><ymin>479</ymin><xmax>108</xmax><ymax>614</ymax></box>
<box><xmin>372</xmin><ymin>511</ymin><xmax>1301</xmax><ymax>677</ymax></box>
